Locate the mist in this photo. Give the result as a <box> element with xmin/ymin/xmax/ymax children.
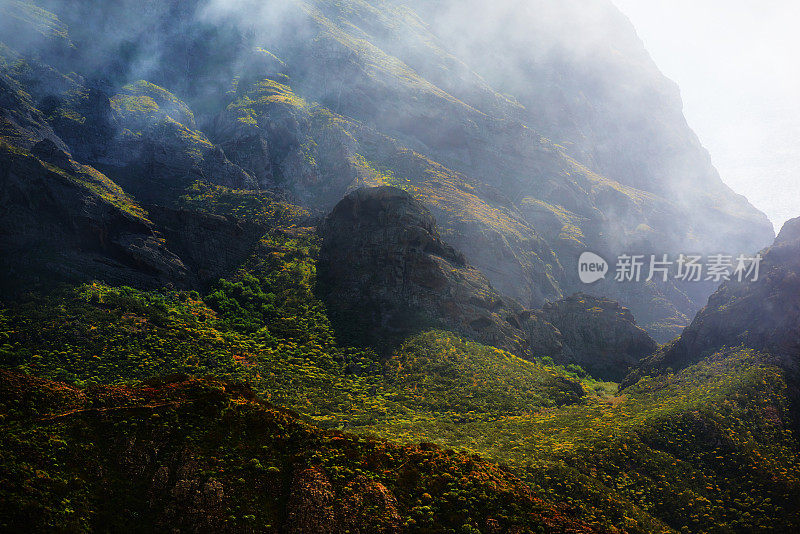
<box><xmin>614</xmin><ymin>0</ymin><xmax>800</xmax><ymax>230</ymax></box>
<box><xmin>0</xmin><ymin>0</ymin><xmax>778</xmax><ymax>335</ymax></box>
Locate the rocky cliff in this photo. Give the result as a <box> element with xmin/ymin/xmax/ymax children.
<box><xmin>317</xmin><ymin>186</ymin><xmax>536</xmax><ymax>354</ymax></box>
<box><xmin>625</xmin><ymin>216</ymin><xmax>800</xmax><ymax>387</ymax></box>
<box><xmin>0</xmin><ymin>0</ymin><xmax>775</xmax><ymax>340</ymax></box>
<box><xmin>0</xmin><ymin>141</ymin><xmax>187</xmax><ymax>293</ymax></box>
<box><xmin>319</xmin><ymin>187</ymin><xmax>657</xmax><ymax>378</ymax></box>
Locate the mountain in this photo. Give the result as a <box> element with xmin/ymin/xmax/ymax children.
<box><xmin>2</xmin><ymin>1</ymin><xmax>798</xmax><ymax>532</ymax></box>
<box><xmin>624</xmin><ymin>217</ymin><xmax>800</xmax><ymax>388</ymax></box>
<box><xmin>319</xmin><ymin>186</ymin><xmax>658</xmax><ymax>380</ymax></box>
<box><xmin>0</xmin><ymin>140</ymin><xmax>188</xmax><ymax>292</ymax></box>
<box><xmin>538</xmin><ymin>293</ymin><xmax>658</xmax><ymax>381</ymax></box>
<box><xmin>0</xmin><ymin>0</ymin><xmax>773</xmax><ymax>340</ymax></box>
<box><xmin>318</xmin><ymin>185</ymin><xmax>532</xmax><ymax>353</ymax></box>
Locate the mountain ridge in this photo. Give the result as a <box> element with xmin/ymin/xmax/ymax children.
<box><xmin>2</xmin><ymin>1</ymin><xmax>798</xmax><ymax>532</ymax></box>
<box><xmin>0</xmin><ymin>0</ymin><xmax>775</xmax><ymax>340</ymax></box>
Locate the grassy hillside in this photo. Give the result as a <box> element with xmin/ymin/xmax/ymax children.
<box><xmin>2</xmin><ymin>195</ymin><xmax>798</xmax><ymax>531</ymax></box>
<box><xmin>0</xmin><ymin>3</ymin><xmax>794</xmax><ymax>530</ymax></box>
<box><xmin>0</xmin><ymin>370</ymin><xmax>605</xmax><ymax>533</ymax></box>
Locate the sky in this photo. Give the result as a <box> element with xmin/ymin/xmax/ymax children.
<box><xmin>612</xmin><ymin>0</ymin><xmax>800</xmax><ymax>231</ymax></box>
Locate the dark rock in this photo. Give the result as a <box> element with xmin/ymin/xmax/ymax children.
<box><xmin>145</xmin><ymin>206</ymin><xmax>267</xmax><ymax>287</ymax></box>
<box><xmin>318</xmin><ymin>186</ymin><xmax>536</xmax><ymax>354</ymax></box>
<box><xmin>0</xmin><ymin>145</ymin><xmax>187</xmax><ymax>294</ymax></box>
<box><xmin>31</xmin><ymin>138</ymin><xmax>74</xmax><ymax>170</ymax></box>
<box><xmin>625</xmin><ymin>216</ymin><xmax>800</xmax><ymax>387</ymax></box>
<box><xmin>0</xmin><ymin>71</ymin><xmax>70</xmax><ymax>152</ymax></box>
<box><xmin>319</xmin><ymin>187</ymin><xmax>658</xmax><ymax>380</ymax></box>
<box><xmin>540</xmin><ymin>293</ymin><xmax>660</xmax><ymax>381</ymax></box>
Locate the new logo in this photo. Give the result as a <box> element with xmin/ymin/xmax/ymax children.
<box><xmin>578</xmin><ymin>252</ymin><xmax>608</xmax><ymax>284</ymax></box>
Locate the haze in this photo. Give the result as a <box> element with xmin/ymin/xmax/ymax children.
<box><xmin>613</xmin><ymin>0</ymin><xmax>800</xmax><ymax>231</ymax></box>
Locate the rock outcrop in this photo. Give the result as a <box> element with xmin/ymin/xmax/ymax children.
<box><xmin>625</xmin><ymin>216</ymin><xmax>800</xmax><ymax>387</ymax></box>
<box><xmin>540</xmin><ymin>293</ymin><xmax>660</xmax><ymax>381</ymax></box>
<box><xmin>318</xmin><ymin>186</ymin><xmax>533</xmax><ymax>354</ymax></box>
<box><xmin>319</xmin><ymin>187</ymin><xmax>657</xmax><ymax>379</ymax></box>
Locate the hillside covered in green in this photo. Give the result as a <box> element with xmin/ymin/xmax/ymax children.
<box><xmin>2</xmin><ymin>198</ymin><xmax>799</xmax><ymax>531</ymax></box>
<box><xmin>1</xmin><ymin>0</ymin><xmax>797</xmax><ymax>533</ymax></box>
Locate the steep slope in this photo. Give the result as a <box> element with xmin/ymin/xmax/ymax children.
<box><xmin>0</xmin><ymin>0</ymin><xmax>774</xmax><ymax>339</ymax></box>
<box><xmin>625</xmin><ymin>216</ymin><xmax>800</xmax><ymax>387</ymax></box>
<box><xmin>0</xmin><ymin>141</ymin><xmax>187</xmax><ymax>293</ymax></box>
<box><xmin>318</xmin><ymin>186</ymin><xmax>658</xmax><ymax>377</ymax></box>
<box><xmin>243</xmin><ymin>0</ymin><xmax>773</xmax><ymax>331</ymax></box>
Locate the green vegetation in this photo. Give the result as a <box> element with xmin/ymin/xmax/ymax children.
<box><xmin>0</xmin><ymin>371</ymin><xmax>599</xmax><ymax>533</ymax></box>
<box><xmin>110</xmin><ymin>80</ymin><xmax>197</xmax><ymax>130</ymax></box>
<box><xmin>0</xmin><ymin>180</ymin><xmax>797</xmax><ymax>531</ymax></box>
<box><xmin>385</xmin><ymin>332</ymin><xmax>586</xmax><ymax>414</ymax></box>
<box><xmin>227</xmin><ymin>76</ymin><xmax>308</xmax><ymax>127</ymax></box>
<box><xmin>180</xmin><ymin>181</ymin><xmax>310</xmax><ymax>224</ymax></box>
<box><xmin>110</xmin><ymin>93</ymin><xmax>159</xmax><ymax>117</ymax></box>
<box><xmin>3</xmin><ymin>273</ymin><xmax>798</xmax><ymax>533</ymax></box>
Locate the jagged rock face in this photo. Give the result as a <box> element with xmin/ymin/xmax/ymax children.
<box><xmin>0</xmin><ymin>71</ymin><xmax>68</xmax><ymax>152</ymax></box>
<box><xmin>0</xmin><ymin>142</ymin><xmax>187</xmax><ymax>293</ymax></box>
<box><xmin>540</xmin><ymin>293</ymin><xmax>659</xmax><ymax>381</ymax></box>
<box><xmin>626</xmin><ymin>217</ymin><xmax>800</xmax><ymax>386</ymax></box>
<box><xmin>0</xmin><ymin>139</ymin><xmax>275</xmax><ymax>294</ymax></box>
<box><xmin>318</xmin><ymin>186</ymin><xmax>531</xmax><ymax>353</ymax></box>
<box><xmin>319</xmin><ymin>187</ymin><xmax>658</xmax><ymax>379</ymax></box>
<box><xmin>0</xmin><ymin>0</ymin><xmax>775</xmax><ymax>339</ymax></box>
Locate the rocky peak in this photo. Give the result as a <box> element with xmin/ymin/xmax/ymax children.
<box><xmin>625</xmin><ymin>216</ymin><xmax>800</xmax><ymax>387</ymax></box>
<box><xmin>318</xmin><ymin>186</ymin><xmax>520</xmax><ymax>351</ymax></box>
<box><xmin>319</xmin><ymin>187</ymin><xmax>658</xmax><ymax>379</ymax></box>
<box><xmin>776</xmin><ymin>216</ymin><xmax>800</xmax><ymax>245</ymax></box>
<box><xmin>322</xmin><ymin>186</ymin><xmax>466</xmax><ymax>267</ymax></box>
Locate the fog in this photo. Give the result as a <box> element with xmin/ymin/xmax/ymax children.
<box><xmin>0</xmin><ymin>0</ymin><xmax>779</xmax><ymax>254</ymax></box>
<box><xmin>0</xmin><ymin>0</ymin><xmax>778</xmax><ymax>326</ymax></box>
<box><xmin>613</xmin><ymin>0</ymin><xmax>800</xmax><ymax>230</ymax></box>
